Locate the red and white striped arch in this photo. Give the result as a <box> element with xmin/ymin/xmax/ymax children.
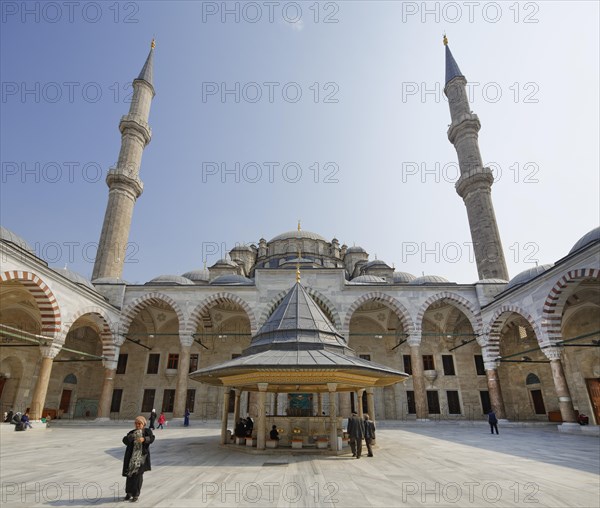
<box><xmin>342</xmin><ymin>292</ymin><xmax>415</xmax><ymax>336</ymax></box>
<box><xmin>542</xmin><ymin>267</ymin><xmax>600</xmax><ymax>346</ymax></box>
<box><xmin>1</xmin><ymin>270</ymin><xmax>61</xmax><ymax>335</ymax></box>
<box><xmin>120</xmin><ymin>292</ymin><xmax>185</xmax><ymax>334</ymax></box>
<box><xmin>66</xmin><ymin>306</ymin><xmax>118</xmax><ymax>361</ymax></box>
<box><xmin>186</xmin><ymin>292</ymin><xmax>257</xmax><ymax>336</ymax></box>
<box><xmin>415</xmin><ymin>291</ymin><xmax>482</xmax><ymax>335</ymax></box>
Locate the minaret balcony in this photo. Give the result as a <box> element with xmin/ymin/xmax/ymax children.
<box><xmin>447</xmin><ymin>113</ymin><xmax>480</xmax><ymax>142</ymax></box>
<box><xmin>119</xmin><ymin>115</ymin><xmax>152</xmax><ymax>144</ymax></box>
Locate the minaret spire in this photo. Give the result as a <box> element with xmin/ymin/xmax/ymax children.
<box><xmin>92</xmin><ymin>42</ymin><xmax>156</xmax><ymax>280</ymax></box>
<box><xmin>443</xmin><ymin>37</ymin><xmax>509</xmax><ymax>281</ymax></box>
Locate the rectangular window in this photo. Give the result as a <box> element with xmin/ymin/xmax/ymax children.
<box><xmin>359</xmin><ymin>354</ymin><xmax>371</xmax><ymax>361</ymax></box>
<box><xmin>403</xmin><ymin>355</ymin><xmax>412</xmax><ymax>375</ymax></box>
<box><xmin>480</xmin><ymin>391</ymin><xmax>491</xmax><ymax>415</ymax></box>
<box><xmin>116</xmin><ymin>354</ymin><xmax>128</xmax><ymax>374</ymax></box>
<box><xmin>167</xmin><ymin>353</ymin><xmax>179</xmax><ymax>370</ymax></box>
<box><xmin>162</xmin><ymin>389</ymin><xmax>176</xmax><ymax>412</ymax></box>
<box><xmin>442</xmin><ymin>355</ymin><xmax>456</xmax><ymax>376</ymax></box>
<box><xmin>188</xmin><ymin>354</ymin><xmax>199</xmax><ymax>373</ymax></box>
<box><xmin>147</xmin><ymin>354</ymin><xmax>160</xmax><ymax>374</ymax></box>
<box><xmin>142</xmin><ymin>389</ymin><xmax>155</xmax><ymax>413</ymax></box>
<box><xmin>186</xmin><ymin>389</ymin><xmax>196</xmax><ymax>413</ymax></box>
<box><xmin>406</xmin><ymin>391</ymin><xmax>416</xmax><ymax>414</ymax></box>
<box><xmin>110</xmin><ymin>389</ymin><xmax>123</xmax><ymax>413</ymax></box>
<box><xmin>446</xmin><ymin>390</ymin><xmax>461</xmax><ymax>414</ymax></box>
<box><xmin>423</xmin><ymin>355</ymin><xmax>435</xmax><ymax>371</ymax></box>
<box><xmin>427</xmin><ymin>391</ymin><xmax>440</xmax><ymax>414</ymax></box>
<box><xmin>474</xmin><ymin>355</ymin><xmax>486</xmax><ymax>376</ymax></box>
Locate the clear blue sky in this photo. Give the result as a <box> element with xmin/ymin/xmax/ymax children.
<box><xmin>1</xmin><ymin>1</ymin><xmax>598</xmax><ymax>284</ymax></box>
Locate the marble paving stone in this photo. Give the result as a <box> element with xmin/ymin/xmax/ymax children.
<box><xmin>0</xmin><ymin>421</ymin><xmax>598</xmax><ymax>507</ymax></box>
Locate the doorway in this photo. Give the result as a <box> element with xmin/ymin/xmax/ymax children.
<box><xmin>585</xmin><ymin>378</ymin><xmax>600</xmax><ymax>424</ymax></box>
<box><xmin>59</xmin><ymin>389</ymin><xmax>72</xmax><ymax>415</ymax></box>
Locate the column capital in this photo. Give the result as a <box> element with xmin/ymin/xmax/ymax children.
<box><xmin>40</xmin><ymin>344</ymin><xmax>61</xmax><ymax>359</ymax></box>
<box><xmin>257</xmin><ymin>383</ymin><xmax>268</xmax><ymax>392</ymax></box>
<box><xmin>357</xmin><ymin>388</ymin><xmax>366</xmax><ymax>396</ymax></box>
<box><xmin>484</xmin><ymin>361</ymin><xmax>499</xmax><ymax>371</ymax></box>
<box><xmin>179</xmin><ymin>334</ymin><xmax>194</xmax><ymax>347</ymax></box>
<box><xmin>114</xmin><ymin>334</ymin><xmax>126</xmax><ymax>346</ymax></box>
<box><xmin>543</xmin><ymin>346</ymin><xmax>563</xmax><ymax>361</ymax></box>
<box><xmin>327</xmin><ymin>383</ymin><xmax>337</xmax><ymax>392</ymax></box>
<box><xmin>103</xmin><ymin>359</ymin><xmax>118</xmax><ymax>371</ymax></box>
<box><xmin>407</xmin><ymin>333</ymin><xmax>421</xmax><ymax>347</ymax></box>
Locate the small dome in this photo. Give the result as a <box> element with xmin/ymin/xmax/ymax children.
<box><xmin>346</xmin><ymin>246</ymin><xmax>366</xmax><ymax>254</ymax></box>
<box><xmin>210</xmin><ymin>274</ymin><xmax>254</xmax><ymax>285</ymax></box>
<box><xmin>230</xmin><ymin>244</ymin><xmax>254</xmax><ymax>252</ymax></box>
<box><xmin>506</xmin><ymin>264</ymin><xmax>553</xmax><ymax>290</ymax></box>
<box><xmin>351</xmin><ymin>275</ymin><xmax>388</xmax><ymax>284</ymax></box>
<box><xmin>146</xmin><ymin>275</ymin><xmax>194</xmax><ymax>285</ymax></box>
<box><xmin>210</xmin><ymin>258</ymin><xmax>238</xmax><ymax>268</ymax></box>
<box><xmin>569</xmin><ymin>227</ymin><xmax>600</xmax><ymax>254</ymax></box>
<box><xmin>269</xmin><ymin>230</ymin><xmax>327</xmax><ymax>242</ymax></box>
<box><xmin>0</xmin><ymin>226</ymin><xmax>35</xmax><ymax>255</ymax></box>
<box><xmin>409</xmin><ymin>275</ymin><xmax>451</xmax><ymax>285</ymax></box>
<box><xmin>53</xmin><ymin>268</ymin><xmax>95</xmax><ymax>290</ymax></box>
<box><xmin>182</xmin><ymin>269</ymin><xmax>210</xmax><ymax>282</ymax></box>
<box><xmin>393</xmin><ymin>271</ymin><xmax>417</xmax><ymax>283</ymax></box>
<box><xmin>92</xmin><ymin>277</ymin><xmax>129</xmax><ymax>284</ymax></box>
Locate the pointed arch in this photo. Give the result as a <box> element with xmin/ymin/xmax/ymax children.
<box><xmin>258</xmin><ymin>287</ymin><xmax>342</xmax><ymax>330</ymax></box>
<box><xmin>342</xmin><ymin>292</ymin><xmax>415</xmax><ymax>335</ymax></box>
<box><xmin>541</xmin><ymin>268</ymin><xmax>600</xmax><ymax>346</ymax></box>
<box><xmin>121</xmin><ymin>293</ymin><xmax>185</xmax><ymax>334</ymax></box>
<box><xmin>1</xmin><ymin>270</ymin><xmax>61</xmax><ymax>334</ymax></box>
<box><xmin>66</xmin><ymin>306</ymin><xmax>118</xmax><ymax>361</ymax></box>
<box><xmin>186</xmin><ymin>293</ymin><xmax>257</xmax><ymax>335</ymax></box>
<box><xmin>416</xmin><ymin>291</ymin><xmax>481</xmax><ymax>334</ymax></box>
<box><xmin>483</xmin><ymin>305</ymin><xmax>542</xmax><ymax>362</ymax></box>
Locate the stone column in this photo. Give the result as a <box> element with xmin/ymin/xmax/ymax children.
<box><xmin>173</xmin><ymin>335</ymin><xmax>193</xmax><ymax>417</ymax></box>
<box><xmin>408</xmin><ymin>334</ymin><xmax>428</xmax><ymax>420</ymax></box>
<box><xmin>97</xmin><ymin>359</ymin><xmax>118</xmax><ymax>419</ymax></box>
<box><xmin>393</xmin><ymin>384</ymin><xmax>403</xmax><ymax>420</ymax></box>
<box><xmin>545</xmin><ymin>347</ymin><xmax>577</xmax><ymax>424</ymax></box>
<box><xmin>317</xmin><ymin>393</ymin><xmax>323</xmax><ymax>416</ymax></box>
<box><xmin>272</xmin><ymin>392</ymin><xmax>278</xmax><ymax>416</ymax></box>
<box><xmin>233</xmin><ymin>389</ymin><xmax>241</xmax><ymax>425</ymax></box>
<box><xmin>366</xmin><ymin>388</ymin><xmax>375</xmax><ymax>422</ymax></box>
<box><xmin>257</xmin><ymin>383</ymin><xmax>268</xmax><ymax>450</ymax></box>
<box><xmin>328</xmin><ymin>383</ymin><xmax>338</xmax><ymax>451</ymax></box>
<box><xmin>339</xmin><ymin>392</ymin><xmax>351</xmax><ymax>417</ymax></box>
<box><xmin>356</xmin><ymin>388</ymin><xmax>365</xmax><ymax>418</ymax></box>
<box><xmin>484</xmin><ymin>362</ymin><xmax>506</xmax><ymax>420</ymax></box>
<box><xmin>221</xmin><ymin>388</ymin><xmax>231</xmax><ymax>445</ymax></box>
<box><xmin>30</xmin><ymin>345</ymin><xmax>60</xmax><ymax>420</ymax></box>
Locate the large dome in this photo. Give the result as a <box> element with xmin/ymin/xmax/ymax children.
<box><xmin>210</xmin><ymin>274</ymin><xmax>254</xmax><ymax>285</ymax></box>
<box><xmin>146</xmin><ymin>274</ymin><xmax>194</xmax><ymax>285</ymax></box>
<box><xmin>569</xmin><ymin>227</ymin><xmax>600</xmax><ymax>254</ymax></box>
<box><xmin>269</xmin><ymin>230</ymin><xmax>327</xmax><ymax>243</ymax></box>
<box><xmin>409</xmin><ymin>275</ymin><xmax>451</xmax><ymax>285</ymax></box>
<box><xmin>182</xmin><ymin>269</ymin><xmax>210</xmax><ymax>282</ymax></box>
<box><xmin>53</xmin><ymin>268</ymin><xmax>96</xmax><ymax>290</ymax></box>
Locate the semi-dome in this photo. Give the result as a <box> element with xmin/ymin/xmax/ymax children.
<box><xmin>269</xmin><ymin>230</ymin><xmax>327</xmax><ymax>243</ymax></box>
<box><xmin>364</xmin><ymin>259</ymin><xmax>392</xmax><ymax>269</ymax></box>
<box><xmin>182</xmin><ymin>269</ymin><xmax>210</xmax><ymax>282</ymax></box>
<box><xmin>506</xmin><ymin>264</ymin><xmax>553</xmax><ymax>290</ymax></box>
<box><xmin>53</xmin><ymin>268</ymin><xmax>95</xmax><ymax>290</ymax></box>
<box><xmin>350</xmin><ymin>275</ymin><xmax>387</xmax><ymax>284</ymax></box>
<box><xmin>393</xmin><ymin>271</ymin><xmax>417</xmax><ymax>283</ymax></box>
<box><xmin>569</xmin><ymin>227</ymin><xmax>600</xmax><ymax>254</ymax></box>
<box><xmin>210</xmin><ymin>274</ymin><xmax>254</xmax><ymax>285</ymax></box>
<box><xmin>0</xmin><ymin>226</ymin><xmax>35</xmax><ymax>255</ymax></box>
<box><xmin>146</xmin><ymin>274</ymin><xmax>194</xmax><ymax>285</ymax></box>
<box><xmin>409</xmin><ymin>275</ymin><xmax>451</xmax><ymax>285</ymax></box>
<box><xmin>210</xmin><ymin>258</ymin><xmax>238</xmax><ymax>268</ymax></box>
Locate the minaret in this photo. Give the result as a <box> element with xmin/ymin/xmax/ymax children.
<box><xmin>92</xmin><ymin>41</ymin><xmax>156</xmax><ymax>280</ymax></box>
<box><xmin>443</xmin><ymin>36</ymin><xmax>509</xmax><ymax>281</ymax></box>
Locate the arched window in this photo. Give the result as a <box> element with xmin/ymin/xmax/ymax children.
<box><xmin>63</xmin><ymin>374</ymin><xmax>77</xmax><ymax>384</ymax></box>
<box><xmin>525</xmin><ymin>373</ymin><xmax>540</xmax><ymax>385</ymax></box>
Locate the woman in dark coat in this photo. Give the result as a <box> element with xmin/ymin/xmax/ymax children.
<box><xmin>122</xmin><ymin>415</ymin><xmax>155</xmax><ymax>502</ymax></box>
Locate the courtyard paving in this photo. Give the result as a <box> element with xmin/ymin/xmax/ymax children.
<box><xmin>0</xmin><ymin>420</ymin><xmax>598</xmax><ymax>508</ymax></box>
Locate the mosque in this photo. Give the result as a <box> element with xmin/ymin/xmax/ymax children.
<box><xmin>1</xmin><ymin>38</ymin><xmax>598</xmax><ymax>447</ymax></box>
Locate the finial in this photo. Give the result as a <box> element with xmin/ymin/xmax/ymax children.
<box><xmin>296</xmin><ymin>248</ymin><xmax>302</xmax><ymax>283</ymax></box>
<box><xmin>443</xmin><ymin>34</ymin><xmax>448</xmax><ymax>46</ymax></box>
<box><xmin>151</xmin><ymin>38</ymin><xmax>156</xmax><ymax>49</ymax></box>
<box><xmin>297</xmin><ymin>220</ymin><xmax>301</xmax><ymax>232</ymax></box>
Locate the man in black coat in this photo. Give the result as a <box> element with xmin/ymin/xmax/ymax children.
<box><xmin>363</xmin><ymin>414</ymin><xmax>376</xmax><ymax>457</ymax></box>
<box><xmin>488</xmin><ymin>410</ymin><xmax>499</xmax><ymax>434</ymax></box>
<box><xmin>347</xmin><ymin>412</ymin><xmax>365</xmax><ymax>458</ymax></box>
<box><xmin>122</xmin><ymin>416</ymin><xmax>155</xmax><ymax>502</ymax></box>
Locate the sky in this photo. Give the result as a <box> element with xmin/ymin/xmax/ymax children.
<box><xmin>1</xmin><ymin>1</ymin><xmax>599</xmax><ymax>285</ymax></box>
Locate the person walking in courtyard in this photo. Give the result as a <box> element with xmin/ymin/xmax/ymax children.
<box><xmin>157</xmin><ymin>411</ymin><xmax>166</xmax><ymax>429</ymax></box>
<box><xmin>488</xmin><ymin>410</ymin><xmax>499</xmax><ymax>434</ymax></box>
<box><xmin>184</xmin><ymin>408</ymin><xmax>190</xmax><ymax>427</ymax></box>
<box><xmin>347</xmin><ymin>411</ymin><xmax>365</xmax><ymax>459</ymax></box>
<box><xmin>363</xmin><ymin>414</ymin><xmax>376</xmax><ymax>457</ymax></box>
<box><xmin>149</xmin><ymin>409</ymin><xmax>157</xmax><ymax>430</ymax></box>
<box><xmin>122</xmin><ymin>415</ymin><xmax>155</xmax><ymax>502</ymax></box>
